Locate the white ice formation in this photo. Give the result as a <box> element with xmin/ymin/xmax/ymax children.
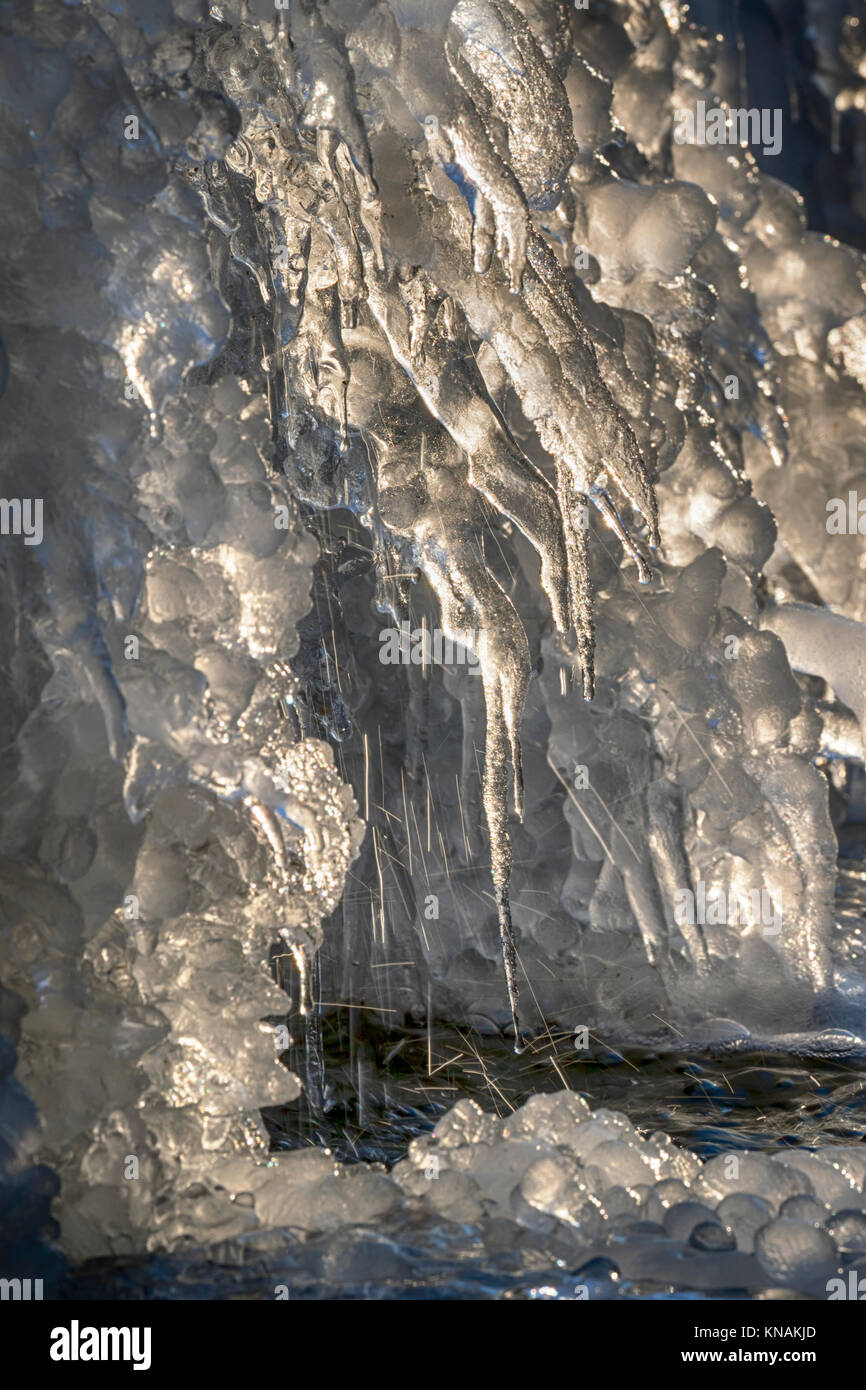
<box><xmin>3</xmin><ymin>0</ymin><xmax>866</xmax><ymax>1294</ymax></box>
<box><xmin>61</xmin><ymin>1091</ymin><xmax>866</xmax><ymax>1299</ymax></box>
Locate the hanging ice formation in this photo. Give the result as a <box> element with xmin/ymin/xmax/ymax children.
<box><xmin>195</xmin><ymin>0</ymin><xmax>665</xmax><ymax>1044</ymax></box>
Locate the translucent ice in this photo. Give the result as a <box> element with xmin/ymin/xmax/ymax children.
<box><xmin>754</xmin><ymin>1219</ymin><xmax>839</xmax><ymax>1295</ymax></box>
<box><xmin>4</xmin><ymin>0</ymin><xmax>866</xmax><ymax>1289</ymax></box>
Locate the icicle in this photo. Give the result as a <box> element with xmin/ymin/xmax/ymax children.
<box><xmin>590</xmin><ymin>485</ymin><xmax>653</xmax><ymax>583</ymax></box>
<box><xmin>287</xmin><ymin>938</ymin><xmax>325</xmax><ymax>1113</ymax></box>
<box><xmin>480</xmin><ymin>661</ymin><xmax>525</xmax><ymax>1050</ymax></box>
<box><xmin>495</xmin><ymin>885</ymin><xmax>523</xmax><ymax>1052</ymax></box>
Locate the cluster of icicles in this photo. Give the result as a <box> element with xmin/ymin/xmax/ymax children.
<box><xmin>195</xmin><ymin>0</ymin><xmax>673</xmax><ymax>1045</ymax></box>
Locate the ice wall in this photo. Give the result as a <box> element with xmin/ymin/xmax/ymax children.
<box><xmin>212</xmin><ymin>0</ymin><xmax>847</xmax><ymax>1041</ymax></box>
<box><xmin>2</xmin><ymin>0</ymin><xmax>866</xmax><ymax>1270</ymax></box>
<box><xmin>0</xmin><ymin>0</ymin><xmax>364</xmax><ymax>1261</ymax></box>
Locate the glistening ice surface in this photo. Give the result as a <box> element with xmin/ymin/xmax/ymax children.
<box><xmin>4</xmin><ymin>0</ymin><xmax>866</xmax><ymax>1300</ymax></box>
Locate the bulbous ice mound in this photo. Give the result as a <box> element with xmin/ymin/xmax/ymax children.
<box><xmin>3</xmin><ymin>0</ymin><xmax>866</xmax><ymax>1277</ymax></box>
<box><xmin>63</xmin><ymin>1090</ymin><xmax>866</xmax><ymax>1299</ymax></box>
